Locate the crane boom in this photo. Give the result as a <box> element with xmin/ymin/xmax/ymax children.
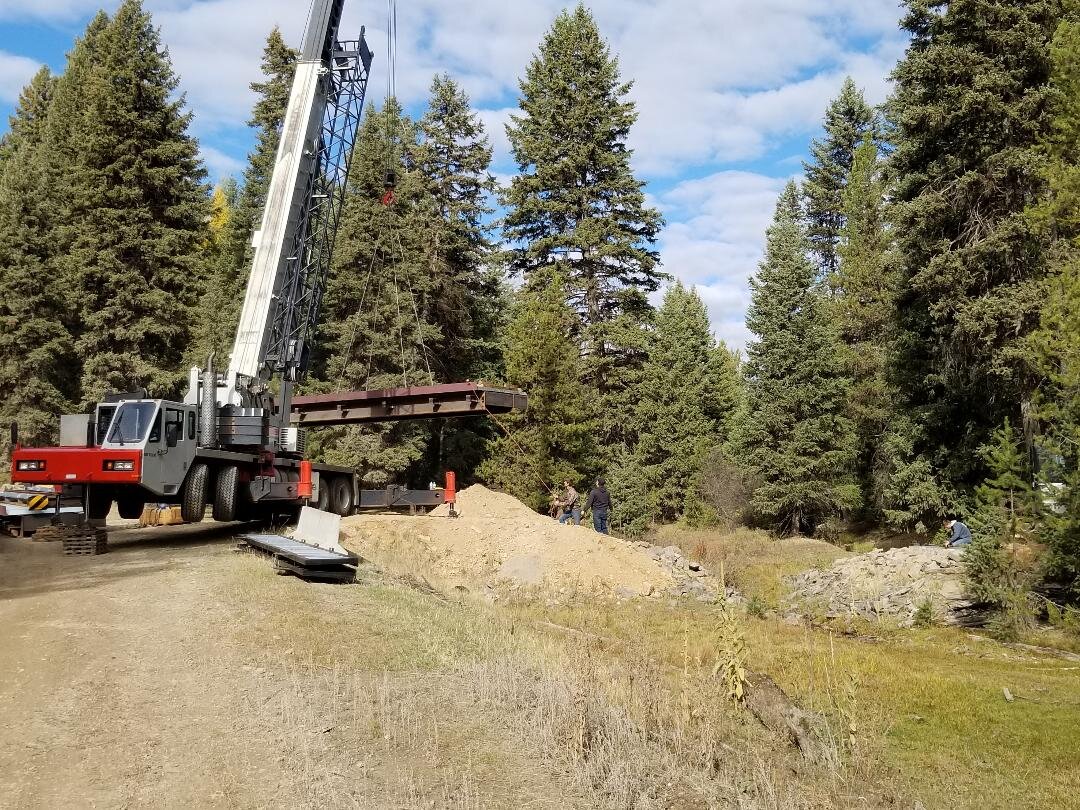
<box><xmin>226</xmin><ymin>0</ymin><xmax>373</xmax><ymax>421</ymax></box>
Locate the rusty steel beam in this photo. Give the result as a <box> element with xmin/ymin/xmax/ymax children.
<box><xmin>290</xmin><ymin>382</ymin><xmax>527</xmax><ymax>426</ymax></box>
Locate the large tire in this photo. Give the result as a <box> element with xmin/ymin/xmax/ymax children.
<box><xmin>116</xmin><ymin>494</ymin><xmax>145</xmax><ymax>520</ymax></box>
<box><xmin>86</xmin><ymin>486</ymin><xmax>112</xmax><ymax>520</ymax></box>
<box><xmin>314</xmin><ymin>473</ymin><xmax>331</xmax><ymax>511</ymax></box>
<box><xmin>181</xmin><ymin>462</ymin><xmax>209</xmax><ymax>523</ymax></box>
<box><xmin>213</xmin><ymin>464</ymin><xmax>239</xmax><ymax>522</ymax></box>
<box><xmin>329</xmin><ymin>476</ymin><xmax>354</xmax><ymax>517</ymax></box>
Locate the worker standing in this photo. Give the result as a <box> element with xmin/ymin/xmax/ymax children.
<box><xmin>558</xmin><ymin>480</ymin><xmax>581</xmax><ymax>526</ymax></box>
<box><xmin>585</xmin><ymin>478</ymin><xmax>611</xmax><ymax>534</ymax></box>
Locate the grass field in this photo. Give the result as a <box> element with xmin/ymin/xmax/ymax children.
<box><xmin>221</xmin><ymin>527</ymin><xmax>1080</xmax><ymax>809</ymax></box>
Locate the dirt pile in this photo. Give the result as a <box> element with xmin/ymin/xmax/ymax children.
<box><xmin>339</xmin><ymin>485</ymin><xmax>720</xmax><ymax>602</ymax></box>
<box><xmin>785</xmin><ymin>546</ymin><xmax>980</xmax><ymax>626</ymax></box>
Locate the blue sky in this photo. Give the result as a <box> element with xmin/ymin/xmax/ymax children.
<box><xmin>0</xmin><ymin>0</ymin><xmax>910</xmax><ymax>349</ymax></box>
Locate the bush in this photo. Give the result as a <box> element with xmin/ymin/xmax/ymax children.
<box><xmin>696</xmin><ymin>447</ymin><xmax>755</xmax><ymax>528</ymax></box>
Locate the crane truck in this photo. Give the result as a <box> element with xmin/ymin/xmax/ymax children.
<box><xmin>9</xmin><ymin>0</ymin><xmax>525</xmax><ymax>525</ymax></box>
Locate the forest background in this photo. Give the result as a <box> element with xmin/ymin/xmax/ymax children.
<box><xmin>1</xmin><ymin>0</ymin><xmax>1079</xmax><ymax>618</ymax></box>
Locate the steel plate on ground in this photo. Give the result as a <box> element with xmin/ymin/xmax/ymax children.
<box><xmin>241</xmin><ymin>533</ymin><xmax>359</xmax><ymax>567</ymax></box>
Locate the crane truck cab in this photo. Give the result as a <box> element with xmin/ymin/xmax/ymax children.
<box><xmin>12</xmin><ymin>397</ymin><xmax>198</xmax><ymax>520</ymax></box>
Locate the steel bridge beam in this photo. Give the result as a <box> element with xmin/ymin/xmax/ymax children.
<box><xmin>290</xmin><ymin>383</ymin><xmax>528</xmax><ymax>426</ymax></box>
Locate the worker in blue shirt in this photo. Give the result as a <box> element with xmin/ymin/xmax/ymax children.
<box><xmin>946</xmin><ymin>519</ymin><xmax>972</xmax><ymax>547</ymax></box>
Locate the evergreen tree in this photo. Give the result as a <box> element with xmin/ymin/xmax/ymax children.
<box><xmin>966</xmin><ymin>420</ymin><xmax>1044</xmax><ymax>639</ymax></box>
<box><xmin>479</xmin><ymin>270</ymin><xmax>595</xmax><ymax>511</ymax></box>
<box><xmin>888</xmin><ymin>0</ymin><xmax>1060</xmax><ymax>501</ymax></box>
<box><xmin>1028</xmin><ymin>1</ymin><xmax>1080</xmax><ymax>593</ymax></box>
<box><xmin>803</xmin><ymin>77</ymin><xmax>880</xmax><ymax>275</ymax></box>
<box><xmin>633</xmin><ymin>284</ymin><xmax>735</xmax><ymax>524</ymax></box>
<box><xmin>0</xmin><ymin>66</ymin><xmax>55</xmax><ymax>165</ymax></box>
<box><xmin>732</xmin><ymin>182</ymin><xmax>858</xmax><ymax>535</ymax></box>
<box><xmin>52</xmin><ymin>0</ymin><xmax>208</xmax><ymax>403</ymax></box>
<box><xmin>502</xmin><ymin>4</ymin><xmax>663</xmax><ymax>456</ymax></box>
<box><xmin>0</xmin><ymin>68</ymin><xmax>75</xmax><ymax>465</ymax></box>
<box><xmin>196</xmin><ymin>28</ymin><xmax>298</xmax><ymax>362</ymax></box>
<box><xmin>309</xmin><ymin>100</ymin><xmax>436</xmax><ymax>484</ymax></box>
<box><xmin>833</xmin><ymin>134</ymin><xmax>896</xmax><ymax>518</ymax></box>
<box><xmin>413</xmin><ymin>74</ymin><xmax>505</xmax><ymax>483</ymax></box>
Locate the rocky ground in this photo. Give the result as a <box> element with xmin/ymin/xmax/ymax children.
<box><xmin>785</xmin><ymin>545</ymin><xmax>981</xmax><ymax>626</ymax></box>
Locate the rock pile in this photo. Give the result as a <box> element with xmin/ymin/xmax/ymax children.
<box><xmin>786</xmin><ymin>546</ymin><xmax>979</xmax><ymax>626</ymax></box>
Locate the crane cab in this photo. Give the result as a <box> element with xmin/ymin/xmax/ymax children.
<box><xmin>12</xmin><ymin>397</ymin><xmax>199</xmax><ymax>519</ymax></box>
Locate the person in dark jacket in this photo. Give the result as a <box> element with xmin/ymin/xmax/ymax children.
<box><xmin>946</xmin><ymin>519</ymin><xmax>972</xmax><ymax>547</ymax></box>
<box><xmin>585</xmin><ymin>478</ymin><xmax>612</xmax><ymax>534</ymax></box>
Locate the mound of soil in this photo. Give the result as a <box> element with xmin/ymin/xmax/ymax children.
<box><xmin>339</xmin><ymin>485</ymin><xmax>719</xmax><ymax>602</ymax></box>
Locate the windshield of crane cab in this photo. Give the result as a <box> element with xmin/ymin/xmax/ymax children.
<box><xmin>105</xmin><ymin>402</ymin><xmax>160</xmax><ymax>445</ymax></box>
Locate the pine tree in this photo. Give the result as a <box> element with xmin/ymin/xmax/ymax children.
<box><xmin>633</xmin><ymin>284</ymin><xmax>733</xmax><ymax>524</ymax></box>
<box><xmin>413</xmin><ymin>75</ymin><xmax>505</xmax><ymax>483</ymax></box>
<box><xmin>0</xmin><ymin>68</ymin><xmax>76</xmax><ymax>465</ymax></box>
<box><xmin>502</xmin><ymin>4</ymin><xmax>663</xmax><ymax>456</ymax></box>
<box><xmin>196</xmin><ymin>29</ymin><xmax>298</xmax><ymax>363</ymax></box>
<box><xmin>833</xmin><ymin>134</ymin><xmax>896</xmax><ymax>518</ymax></box>
<box><xmin>479</xmin><ymin>270</ymin><xmax>596</xmax><ymax>511</ymax></box>
<box><xmin>803</xmin><ymin>77</ymin><xmax>880</xmax><ymax>276</ymax></box>
<box><xmin>888</xmin><ymin>0</ymin><xmax>1060</xmax><ymax>497</ymax></box>
<box><xmin>51</xmin><ymin>0</ymin><xmax>208</xmax><ymax>403</ymax></box>
<box><xmin>732</xmin><ymin>181</ymin><xmax>858</xmax><ymax>535</ymax></box>
<box><xmin>308</xmin><ymin>100</ymin><xmax>436</xmax><ymax>484</ymax></box>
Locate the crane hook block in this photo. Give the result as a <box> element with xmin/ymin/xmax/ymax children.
<box><xmin>381</xmin><ymin>170</ymin><xmax>396</xmax><ymax>206</ymax></box>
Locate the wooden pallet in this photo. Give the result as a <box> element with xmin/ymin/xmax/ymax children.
<box><xmin>61</xmin><ymin>526</ymin><xmax>108</xmax><ymax>556</ymax></box>
<box><xmin>32</xmin><ymin>525</ymin><xmax>66</xmax><ymax>543</ymax></box>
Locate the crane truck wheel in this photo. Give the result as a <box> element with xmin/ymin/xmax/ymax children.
<box><xmin>181</xmin><ymin>462</ymin><xmax>209</xmax><ymax>523</ymax></box>
<box><xmin>314</xmin><ymin>474</ymin><xmax>331</xmax><ymax>511</ymax></box>
<box><xmin>86</xmin><ymin>486</ymin><xmax>112</xmax><ymax>521</ymax></box>
<box><xmin>116</xmin><ymin>495</ymin><xmax>145</xmax><ymax>521</ymax></box>
<box><xmin>329</xmin><ymin>476</ymin><xmax>354</xmax><ymax>517</ymax></box>
<box><xmin>213</xmin><ymin>464</ymin><xmax>240</xmax><ymax>522</ymax></box>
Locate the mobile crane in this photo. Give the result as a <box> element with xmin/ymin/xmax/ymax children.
<box><xmin>10</xmin><ymin>0</ymin><xmax>525</xmax><ymax>524</ymax></box>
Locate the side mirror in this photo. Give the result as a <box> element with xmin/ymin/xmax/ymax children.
<box><xmin>165</xmin><ymin>422</ymin><xmax>179</xmax><ymax>448</ymax></box>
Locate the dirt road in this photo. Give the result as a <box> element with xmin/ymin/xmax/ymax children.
<box><xmin>0</xmin><ymin>524</ymin><xmax>580</xmax><ymax>809</ymax></box>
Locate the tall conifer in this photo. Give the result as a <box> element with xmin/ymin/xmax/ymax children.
<box><xmin>0</xmin><ymin>68</ymin><xmax>75</xmax><ymax>462</ymax></box>
<box><xmin>55</xmin><ymin>0</ymin><xmax>208</xmax><ymax>402</ymax></box>
<box><xmin>502</xmin><ymin>4</ymin><xmax>663</xmax><ymax>455</ymax></box>
<box><xmin>834</xmin><ymin>134</ymin><xmax>895</xmax><ymax>518</ymax></box>
<box><xmin>733</xmin><ymin>182</ymin><xmax>857</xmax><ymax>535</ymax></box>
<box><xmin>803</xmin><ymin>78</ymin><xmax>880</xmax><ymax>275</ymax></box>
<box><xmin>888</xmin><ymin>0</ymin><xmax>1060</xmax><ymax>495</ymax></box>
<box><xmin>633</xmin><ymin>284</ymin><xmax>735</xmax><ymax>524</ymax></box>
<box><xmin>479</xmin><ymin>270</ymin><xmax>595</xmax><ymax>511</ymax></box>
<box><xmin>310</xmin><ymin>101</ymin><xmax>435</xmax><ymax>484</ymax></box>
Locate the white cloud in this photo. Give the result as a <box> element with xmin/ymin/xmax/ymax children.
<box><xmin>657</xmin><ymin>171</ymin><xmax>791</xmax><ymax>349</ymax></box>
<box><xmin>0</xmin><ymin>50</ymin><xmax>42</xmax><ymax>104</ymax></box>
<box><xmin>0</xmin><ymin>0</ymin><xmax>909</xmax><ymax>350</ymax></box>
<box><xmin>200</xmin><ymin>143</ymin><xmax>244</xmax><ymax>180</ymax></box>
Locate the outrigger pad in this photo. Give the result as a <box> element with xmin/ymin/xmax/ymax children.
<box><xmin>293</xmin><ymin>506</ymin><xmax>348</xmax><ymax>555</ymax></box>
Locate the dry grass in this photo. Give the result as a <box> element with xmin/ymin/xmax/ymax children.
<box><xmin>211</xmin><ymin>546</ymin><xmax>1080</xmax><ymax>810</ymax></box>
<box><xmin>215</xmin><ymin>554</ymin><xmax>892</xmax><ymax>809</ymax></box>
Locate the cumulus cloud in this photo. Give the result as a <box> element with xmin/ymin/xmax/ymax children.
<box><xmin>0</xmin><ymin>0</ymin><xmax>909</xmax><ymax>350</ymax></box>
<box><xmin>0</xmin><ymin>50</ymin><xmax>42</xmax><ymax>104</ymax></box>
<box><xmin>657</xmin><ymin>171</ymin><xmax>792</xmax><ymax>349</ymax></box>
